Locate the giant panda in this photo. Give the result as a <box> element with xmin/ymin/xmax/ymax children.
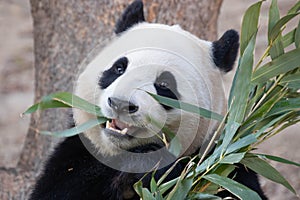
<box><xmin>30</xmin><ymin>1</ymin><xmax>267</xmax><ymax>199</ymax></box>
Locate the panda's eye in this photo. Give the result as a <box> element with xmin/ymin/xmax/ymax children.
<box><xmin>154</xmin><ymin>71</ymin><xmax>181</xmax><ymax>110</ymax></box>
<box><xmin>158</xmin><ymin>81</ymin><xmax>169</xmax><ymax>89</ymax></box>
<box><xmin>114</xmin><ymin>64</ymin><xmax>125</xmax><ymax>75</ymax></box>
<box><xmin>99</xmin><ymin>57</ymin><xmax>128</xmax><ymax>89</ymax></box>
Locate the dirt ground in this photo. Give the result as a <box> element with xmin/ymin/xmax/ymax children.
<box><xmin>0</xmin><ymin>0</ymin><xmax>299</xmax><ymax>199</ymax></box>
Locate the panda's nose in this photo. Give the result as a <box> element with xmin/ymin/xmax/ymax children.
<box><xmin>107</xmin><ymin>97</ymin><xmax>139</xmax><ymax>114</ymax></box>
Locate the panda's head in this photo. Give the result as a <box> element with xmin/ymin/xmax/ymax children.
<box><xmin>74</xmin><ymin>0</ymin><xmax>239</xmax><ymax>157</ymax></box>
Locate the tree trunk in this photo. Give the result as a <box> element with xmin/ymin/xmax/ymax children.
<box><xmin>0</xmin><ymin>0</ymin><xmax>222</xmax><ymax>199</ymax></box>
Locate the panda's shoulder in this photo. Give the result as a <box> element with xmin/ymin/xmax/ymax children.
<box><xmin>30</xmin><ymin>136</ymin><xmax>115</xmax><ymax>200</ymax></box>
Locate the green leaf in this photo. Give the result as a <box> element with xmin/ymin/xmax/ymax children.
<box><xmin>157</xmin><ymin>157</ymin><xmax>188</xmax><ymax>187</ymax></box>
<box><xmin>241</xmin><ymin>155</ymin><xmax>296</xmax><ymax>194</ymax></box>
<box><xmin>147</xmin><ymin>92</ymin><xmax>223</xmax><ymax>121</ymax></box>
<box><xmin>253</xmin><ymin>113</ymin><xmax>291</xmax><ymax>138</ymax></box>
<box><xmin>187</xmin><ymin>193</ymin><xmax>222</xmax><ymax>200</ymax></box>
<box><xmin>203</xmin><ymin>174</ymin><xmax>262</xmax><ymax>200</ymax></box>
<box><xmin>150</xmin><ymin>174</ymin><xmax>158</xmax><ymax>193</ymax></box>
<box><xmin>228</xmin><ymin>32</ymin><xmax>257</xmax><ymax>123</ymax></box>
<box><xmin>268</xmin><ymin>0</ymin><xmax>284</xmax><ymax>59</ymax></box>
<box><xmin>252</xmin><ymin>48</ymin><xmax>300</xmax><ymax>83</ymax></box>
<box><xmin>269</xmin><ymin>35</ymin><xmax>284</xmax><ymax>60</ymax></box>
<box><xmin>40</xmin><ymin>117</ymin><xmax>106</xmax><ymax>137</ymax></box>
<box><xmin>279</xmin><ymin>73</ymin><xmax>300</xmax><ymax>89</ymax></box>
<box><xmin>158</xmin><ymin>178</ymin><xmax>178</xmax><ymax>195</ymax></box>
<box><xmin>282</xmin><ymin>28</ymin><xmax>296</xmax><ymax>48</ymax></box>
<box><xmin>226</xmin><ymin>134</ymin><xmax>257</xmax><ymax>154</ymax></box>
<box><xmin>220</xmin><ymin>152</ymin><xmax>246</xmax><ymax>164</ymax></box>
<box><xmin>134</xmin><ymin>181</ymin><xmax>156</xmax><ymax>200</ymax></box>
<box><xmin>166</xmin><ymin>175</ymin><xmax>194</xmax><ymax>200</ymax></box>
<box><xmin>240</xmin><ymin>1</ymin><xmax>262</xmax><ymax>55</ymax></box>
<box><xmin>245</xmin><ymin>87</ymin><xmax>286</xmax><ymax>123</ymax></box>
<box><xmin>266</xmin><ymin>97</ymin><xmax>300</xmax><ymax>117</ymax></box>
<box><xmin>23</xmin><ymin>92</ymin><xmax>103</xmax><ymax>117</ymax></box>
<box><xmin>268</xmin><ymin>0</ymin><xmax>280</xmax><ymax>37</ymax></box>
<box><xmin>164</xmin><ymin>126</ymin><xmax>182</xmax><ymax>157</ymax></box>
<box><xmin>295</xmin><ymin>18</ymin><xmax>300</xmax><ymax>48</ymax></box>
<box><xmin>213</xmin><ymin>164</ymin><xmax>236</xmax><ymax>178</ymax></box>
<box><xmin>220</xmin><ymin>121</ymin><xmax>240</xmax><ymax>155</ymax></box>
<box><xmin>269</xmin><ymin>13</ymin><xmax>300</xmax><ymax>42</ymax></box>
<box><xmin>257</xmin><ymin>154</ymin><xmax>300</xmax><ymax>167</ymax></box>
<box><xmin>287</xmin><ymin>1</ymin><xmax>300</xmax><ymax>14</ymax></box>
<box><xmin>23</xmin><ymin>96</ymin><xmax>71</xmax><ymax>115</ymax></box>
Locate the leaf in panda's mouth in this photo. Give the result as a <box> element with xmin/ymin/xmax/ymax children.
<box><xmin>105</xmin><ymin>119</ymin><xmax>132</xmax><ymax>135</ymax></box>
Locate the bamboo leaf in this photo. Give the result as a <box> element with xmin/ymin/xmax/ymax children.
<box><xmin>220</xmin><ymin>121</ymin><xmax>240</xmax><ymax>155</ymax></box>
<box><xmin>245</xmin><ymin>87</ymin><xmax>286</xmax><ymax>123</ymax></box>
<box><xmin>282</xmin><ymin>28</ymin><xmax>296</xmax><ymax>48</ymax></box>
<box><xmin>241</xmin><ymin>155</ymin><xmax>296</xmax><ymax>194</ymax></box>
<box><xmin>287</xmin><ymin>1</ymin><xmax>300</xmax><ymax>14</ymax></box>
<box><xmin>257</xmin><ymin>154</ymin><xmax>300</xmax><ymax>167</ymax></box>
<box><xmin>228</xmin><ymin>32</ymin><xmax>257</xmax><ymax>123</ymax></box>
<box><xmin>240</xmin><ymin>1</ymin><xmax>262</xmax><ymax>55</ymax></box>
<box><xmin>40</xmin><ymin>117</ymin><xmax>106</xmax><ymax>137</ymax></box>
<box><xmin>187</xmin><ymin>193</ymin><xmax>222</xmax><ymax>200</ymax></box>
<box><xmin>266</xmin><ymin>98</ymin><xmax>300</xmax><ymax>117</ymax></box>
<box><xmin>295</xmin><ymin>18</ymin><xmax>300</xmax><ymax>48</ymax></box>
<box><xmin>203</xmin><ymin>174</ymin><xmax>262</xmax><ymax>200</ymax></box>
<box><xmin>220</xmin><ymin>153</ymin><xmax>246</xmax><ymax>164</ymax></box>
<box><xmin>23</xmin><ymin>96</ymin><xmax>71</xmax><ymax>115</ymax></box>
<box><xmin>252</xmin><ymin>48</ymin><xmax>300</xmax><ymax>83</ymax></box>
<box><xmin>268</xmin><ymin>0</ymin><xmax>280</xmax><ymax>37</ymax></box>
<box><xmin>141</xmin><ymin>188</ymin><xmax>156</xmax><ymax>200</ymax></box>
<box><xmin>269</xmin><ymin>35</ymin><xmax>284</xmax><ymax>59</ymax></box>
<box><xmin>279</xmin><ymin>73</ymin><xmax>300</xmax><ymax>89</ymax></box>
<box><xmin>134</xmin><ymin>180</ymin><xmax>143</xmax><ymax>198</ymax></box>
<box><xmin>166</xmin><ymin>175</ymin><xmax>194</xmax><ymax>200</ymax></box>
<box><xmin>226</xmin><ymin>134</ymin><xmax>257</xmax><ymax>154</ymax></box>
<box><xmin>253</xmin><ymin>113</ymin><xmax>291</xmax><ymax>138</ymax></box>
<box><xmin>23</xmin><ymin>92</ymin><xmax>103</xmax><ymax>117</ymax></box>
<box><xmin>134</xmin><ymin>181</ymin><xmax>156</xmax><ymax>200</ymax></box>
<box><xmin>165</xmin><ymin>127</ymin><xmax>182</xmax><ymax>157</ymax></box>
<box><xmin>268</xmin><ymin>0</ymin><xmax>284</xmax><ymax>59</ymax></box>
<box><xmin>269</xmin><ymin>13</ymin><xmax>300</xmax><ymax>42</ymax></box>
<box><xmin>147</xmin><ymin>92</ymin><xmax>223</xmax><ymax>121</ymax></box>
<box><xmin>150</xmin><ymin>174</ymin><xmax>158</xmax><ymax>193</ymax></box>
<box><xmin>158</xmin><ymin>178</ymin><xmax>178</xmax><ymax>195</ymax></box>
<box><xmin>213</xmin><ymin>164</ymin><xmax>236</xmax><ymax>178</ymax></box>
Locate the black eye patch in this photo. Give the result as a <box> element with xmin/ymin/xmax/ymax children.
<box><xmin>154</xmin><ymin>71</ymin><xmax>181</xmax><ymax>110</ymax></box>
<box><xmin>99</xmin><ymin>57</ymin><xmax>128</xmax><ymax>89</ymax></box>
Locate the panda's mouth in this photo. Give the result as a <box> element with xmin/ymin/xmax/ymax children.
<box><xmin>105</xmin><ymin>119</ymin><xmax>133</xmax><ymax>136</ymax></box>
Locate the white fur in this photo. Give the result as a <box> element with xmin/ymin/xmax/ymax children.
<box><xmin>74</xmin><ymin>23</ymin><xmax>227</xmax><ymax>156</ymax></box>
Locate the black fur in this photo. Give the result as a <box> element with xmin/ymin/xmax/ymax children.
<box><xmin>99</xmin><ymin>57</ymin><xmax>128</xmax><ymax>89</ymax></box>
<box><xmin>154</xmin><ymin>71</ymin><xmax>181</xmax><ymax>110</ymax></box>
<box><xmin>29</xmin><ymin>134</ymin><xmax>267</xmax><ymax>199</ymax></box>
<box><xmin>29</xmin><ymin>135</ymin><xmax>182</xmax><ymax>200</ymax></box>
<box><xmin>115</xmin><ymin>0</ymin><xmax>145</xmax><ymax>34</ymax></box>
<box><xmin>212</xmin><ymin>29</ymin><xmax>239</xmax><ymax>72</ymax></box>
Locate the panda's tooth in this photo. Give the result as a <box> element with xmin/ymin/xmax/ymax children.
<box><xmin>120</xmin><ymin>128</ymin><xmax>128</xmax><ymax>135</ymax></box>
<box><xmin>106</xmin><ymin>121</ymin><xmax>110</xmax><ymax>129</ymax></box>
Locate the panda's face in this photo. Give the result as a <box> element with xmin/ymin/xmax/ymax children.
<box><xmin>74</xmin><ymin>20</ymin><xmax>238</xmax><ymax>157</ymax></box>
<box><xmin>76</xmin><ymin>48</ymin><xmax>208</xmax><ymax>156</ymax></box>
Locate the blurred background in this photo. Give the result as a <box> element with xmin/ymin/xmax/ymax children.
<box><xmin>0</xmin><ymin>0</ymin><xmax>299</xmax><ymax>199</ymax></box>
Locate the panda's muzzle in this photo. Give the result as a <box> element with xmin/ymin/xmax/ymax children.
<box><xmin>104</xmin><ymin>97</ymin><xmax>142</xmax><ymax>137</ymax></box>
<box><xmin>107</xmin><ymin>97</ymin><xmax>139</xmax><ymax>114</ymax></box>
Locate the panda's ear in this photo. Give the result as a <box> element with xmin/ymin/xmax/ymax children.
<box><xmin>212</xmin><ymin>30</ymin><xmax>239</xmax><ymax>72</ymax></box>
<box><xmin>115</xmin><ymin>0</ymin><xmax>145</xmax><ymax>34</ymax></box>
